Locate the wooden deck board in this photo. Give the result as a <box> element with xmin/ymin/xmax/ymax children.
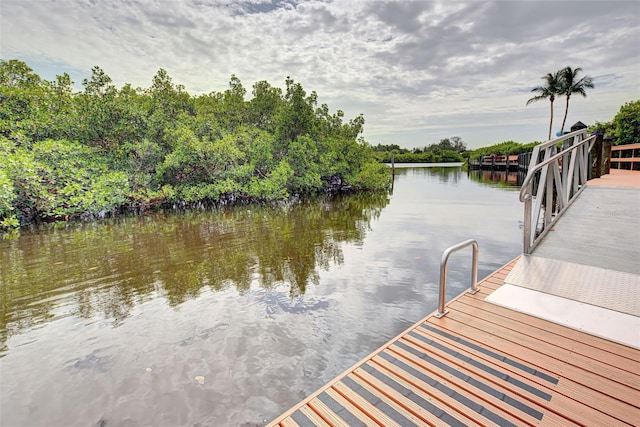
<box><xmin>364</xmin><ymin>359</ymin><xmax>485</xmax><ymax>426</ymax></box>
<box><xmin>455</xmin><ymin>296</ymin><xmax>640</xmax><ymax>363</ymax></box>
<box><xmin>279</xmin><ymin>418</ymin><xmax>299</xmax><ymax>427</ymax></box>
<box><xmin>370</xmin><ymin>351</ymin><xmax>537</xmax><ymax>426</ymax></box>
<box><xmin>429</xmin><ymin>316</ymin><xmax>640</xmax><ymax>418</ymax></box>
<box><xmin>433</xmin><ymin>309</ymin><xmax>640</xmax><ymax>391</ymax></box>
<box><xmin>324</xmin><ymin>387</ymin><xmax>379</xmax><ymax>426</ymax></box>
<box><xmin>349</xmin><ymin>369</ymin><xmax>440</xmax><ymax>426</ymax></box>
<box><xmin>267</xmin><ymin>258</ymin><xmax>640</xmax><ymax>426</ymax></box>
<box><xmin>332</xmin><ymin>379</ymin><xmax>403</xmax><ymax>427</ymax></box>
<box><xmin>405</xmin><ymin>325</ymin><xmax>633</xmax><ymax>426</ymax></box>
<box><xmin>307</xmin><ymin>398</ymin><xmax>349</xmax><ymax>426</ymax></box>
<box><xmin>450</xmin><ymin>298</ymin><xmax>640</xmax><ymax>372</ymax></box>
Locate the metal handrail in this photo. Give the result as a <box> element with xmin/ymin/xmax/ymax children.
<box><xmin>435</xmin><ymin>239</ymin><xmax>479</xmax><ymax>318</ymax></box>
<box><xmin>519</xmin><ymin>128</ymin><xmax>596</xmax><ymax>253</ymax></box>
<box><xmin>519</xmin><ymin>134</ymin><xmax>596</xmax><ymax>202</ymax></box>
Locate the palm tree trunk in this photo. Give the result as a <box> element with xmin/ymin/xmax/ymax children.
<box><xmin>560</xmin><ymin>95</ymin><xmax>570</xmax><ymax>135</ymax></box>
<box><xmin>548</xmin><ymin>99</ymin><xmax>554</xmax><ymax>140</ymax></box>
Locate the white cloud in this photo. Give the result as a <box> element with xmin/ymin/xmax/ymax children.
<box><xmin>1</xmin><ymin>0</ymin><xmax>638</xmax><ymax>148</ymax></box>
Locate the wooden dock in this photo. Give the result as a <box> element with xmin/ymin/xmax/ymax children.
<box><xmin>468</xmin><ymin>154</ymin><xmax>528</xmax><ymax>172</ymax></box>
<box><xmin>267</xmin><ymin>169</ymin><xmax>640</xmax><ymax>427</ymax></box>
<box><xmin>267</xmin><ymin>258</ymin><xmax>640</xmax><ymax>426</ymax></box>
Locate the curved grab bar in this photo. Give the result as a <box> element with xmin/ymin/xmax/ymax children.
<box><xmin>436</xmin><ymin>239</ymin><xmax>479</xmax><ymax>318</ymax></box>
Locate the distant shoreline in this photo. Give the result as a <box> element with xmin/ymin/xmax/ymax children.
<box><xmin>385</xmin><ymin>162</ymin><xmax>464</xmax><ymax>168</ymax></box>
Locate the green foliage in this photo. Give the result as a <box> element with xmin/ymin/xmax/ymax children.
<box><xmin>347</xmin><ymin>160</ymin><xmax>390</xmax><ymax>189</ymax></box>
<box><xmin>613</xmin><ymin>100</ymin><xmax>640</xmax><ymax>145</ymax></box>
<box><xmin>372</xmin><ymin>149</ymin><xmax>463</xmax><ymax>163</ymax></box>
<box><xmin>1</xmin><ymin>215</ymin><xmax>19</xmax><ymax>231</ymax></box>
<box><xmin>370</xmin><ymin>137</ymin><xmax>466</xmax><ymax>163</ymax></box>
<box><xmin>586</xmin><ymin>100</ymin><xmax>639</xmax><ymax>146</ymax></box>
<box><xmin>175</xmin><ymin>180</ymin><xmax>241</xmax><ymax>203</ymax></box>
<box><xmin>118</xmin><ymin>139</ymin><xmax>165</xmax><ymax>190</ymax></box>
<box><xmin>246</xmin><ymin>160</ymin><xmax>292</xmax><ymax>200</ymax></box>
<box><xmin>588</xmin><ymin>120</ymin><xmax>616</xmax><ymax>138</ymax></box>
<box><xmin>157</xmin><ymin>125</ymin><xmax>245</xmax><ymax>186</ymax></box>
<box><xmin>0</xmin><ymin>59</ymin><xmax>390</xmax><ymax>226</ymax></box>
<box><xmin>0</xmin><ymin>168</ymin><xmax>14</xmax><ymax>213</ymax></box>
<box><xmin>248</xmin><ymin>80</ymin><xmax>283</xmax><ymax>132</ymax></box>
<box><xmin>0</xmin><ymin>137</ymin><xmax>128</xmax><ymax>222</ymax></box>
<box><xmin>0</xmin><ymin>60</ymin><xmax>51</xmax><ymax>141</ymax></box>
<box><xmin>75</xmin><ymin>67</ymin><xmax>150</xmax><ymax>151</ymax></box>
<box><xmin>466</xmin><ymin>140</ymin><xmax>540</xmax><ymax>161</ymax></box>
<box><xmin>285</xmin><ymin>135</ymin><xmax>322</xmax><ymax>193</ymax></box>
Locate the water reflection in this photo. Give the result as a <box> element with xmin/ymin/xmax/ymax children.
<box><xmin>467</xmin><ymin>169</ymin><xmax>526</xmax><ymax>188</ymax></box>
<box><xmin>393</xmin><ymin>165</ymin><xmax>462</xmax><ymax>185</ymax></box>
<box><xmin>1</xmin><ymin>166</ymin><xmax>525</xmax><ymax>426</ymax></box>
<box><xmin>0</xmin><ymin>191</ymin><xmax>390</xmax><ymax>354</ymax></box>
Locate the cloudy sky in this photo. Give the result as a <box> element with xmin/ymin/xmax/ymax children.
<box><xmin>1</xmin><ymin>0</ymin><xmax>638</xmax><ymax>149</ymax></box>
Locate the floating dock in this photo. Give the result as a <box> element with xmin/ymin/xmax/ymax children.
<box><xmin>267</xmin><ymin>169</ymin><xmax>640</xmax><ymax>426</ymax></box>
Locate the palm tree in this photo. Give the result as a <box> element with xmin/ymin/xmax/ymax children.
<box><xmin>558</xmin><ymin>66</ymin><xmax>594</xmax><ymax>135</ymax></box>
<box><xmin>526</xmin><ymin>71</ymin><xmax>562</xmax><ymax>140</ymax></box>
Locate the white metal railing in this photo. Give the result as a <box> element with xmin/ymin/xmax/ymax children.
<box><xmin>435</xmin><ymin>239</ymin><xmax>479</xmax><ymax>318</ymax></box>
<box><xmin>519</xmin><ymin>128</ymin><xmax>596</xmax><ymax>253</ymax></box>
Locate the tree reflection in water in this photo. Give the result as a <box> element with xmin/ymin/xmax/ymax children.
<box><xmin>0</xmin><ymin>191</ymin><xmax>389</xmax><ymax>354</ymax></box>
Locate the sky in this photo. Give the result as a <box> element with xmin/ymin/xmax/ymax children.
<box><xmin>1</xmin><ymin>0</ymin><xmax>638</xmax><ymax>149</ymax></box>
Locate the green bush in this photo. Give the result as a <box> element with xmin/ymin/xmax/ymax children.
<box><xmin>348</xmin><ymin>160</ymin><xmax>391</xmax><ymax>190</ymax></box>
<box><xmin>0</xmin><ymin>168</ymin><xmax>15</xmax><ymax>218</ymax></box>
<box><xmin>466</xmin><ymin>141</ymin><xmax>540</xmax><ymax>161</ymax></box>
<box><xmin>1</xmin><ymin>59</ymin><xmax>391</xmax><ymax>226</ymax></box>
<box><xmin>614</xmin><ymin>100</ymin><xmax>640</xmax><ymax>145</ymax></box>
<box><xmin>0</xmin><ymin>137</ymin><xmax>129</xmax><ymax>221</ymax></box>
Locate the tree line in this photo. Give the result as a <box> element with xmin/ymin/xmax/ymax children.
<box><xmin>370</xmin><ymin>137</ymin><xmax>466</xmax><ymax>163</ymax></box>
<box><xmin>0</xmin><ymin>59</ymin><xmax>390</xmax><ymax>231</ymax></box>
<box><xmin>588</xmin><ymin>100</ymin><xmax>639</xmax><ymax>146</ymax></box>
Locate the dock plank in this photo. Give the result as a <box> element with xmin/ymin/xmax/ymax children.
<box><xmin>324</xmin><ymin>387</ymin><xmax>379</xmax><ymax>426</ymax></box>
<box><xmin>407</xmin><ymin>320</ymin><xmax>635</xmax><ymax>426</ymax></box>
<box><xmin>347</xmin><ymin>370</ymin><xmax>434</xmax><ymax>426</ymax></box>
<box><xmin>332</xmin><ymin>379</ymin><xmax>403</xmax><ymax>427</ymax></box>
<box><xmin>279</xmin><ymin>418</ymin><xmax>299</xmax><ymax>427</ymax></box>
<box><xmin>371</xmin><ymin>353</ymin><xmax>532</xmax><ymax>426</ymax></box>
<box><xmin>427</xmin><ymin>319</ymin><xmax>640</xmax><ymax>425</ymax></box>
<box><xmin>357</xmin><ymin>361</ymin><xmax>483</xmax><ymax>427</ymax></box>
<box><xmin>299</xmin><ymin>406</ymin><xmax>331</xmax><ymax>427</ymax></box>
<box><xmin>430</xmin><ymin>310</ymin><xmax>640</xmax><ymax>392</ymax></box>
<box><xmin>450</xmin><ymin>298</ymin><xmax>640</xmax><ymax>372</ymax></box>
<box><xmin>456</xmin><ymin>296</ymin><xmax>640</xmax><ymax>364</ymax></box>
<box><xmin>307</xmin><ymin>398</ymin><xmax>349</xmax><ymax>427</ymax></box>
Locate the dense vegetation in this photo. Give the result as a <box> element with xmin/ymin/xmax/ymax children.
<box><xmin>465</xmin><ymin>140</ymin><xmax>541</xmax><ymax>162</ymax></box>
<box><xmin>371</xmin><ymin>137</ymin><xmax>466</xmax><ymax>163</ymax></box>
<box><xmin>0</xmin><ymin>60</ymin><xmax>390</xmax><ymax>231</ymax></box>
<box><xmin>588</xmin><ymin>100</ymin><xmax>640</xmax><ymax>146</ymax></box>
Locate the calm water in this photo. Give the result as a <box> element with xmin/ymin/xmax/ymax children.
<box><xmin>0</xmin><ymin>166</ymin><xmax>524</xmax><ymax>426</ymax></box>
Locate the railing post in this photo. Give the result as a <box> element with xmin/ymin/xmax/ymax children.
<box><xmin>602</xmin><ymin>136</ymin><xmax>612</xmax><ymax>174</ymax></box>
<box><xmin>590</xmin><ymin>132</ymin><xmax>603</xmax><ymax>179</ymax></box>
